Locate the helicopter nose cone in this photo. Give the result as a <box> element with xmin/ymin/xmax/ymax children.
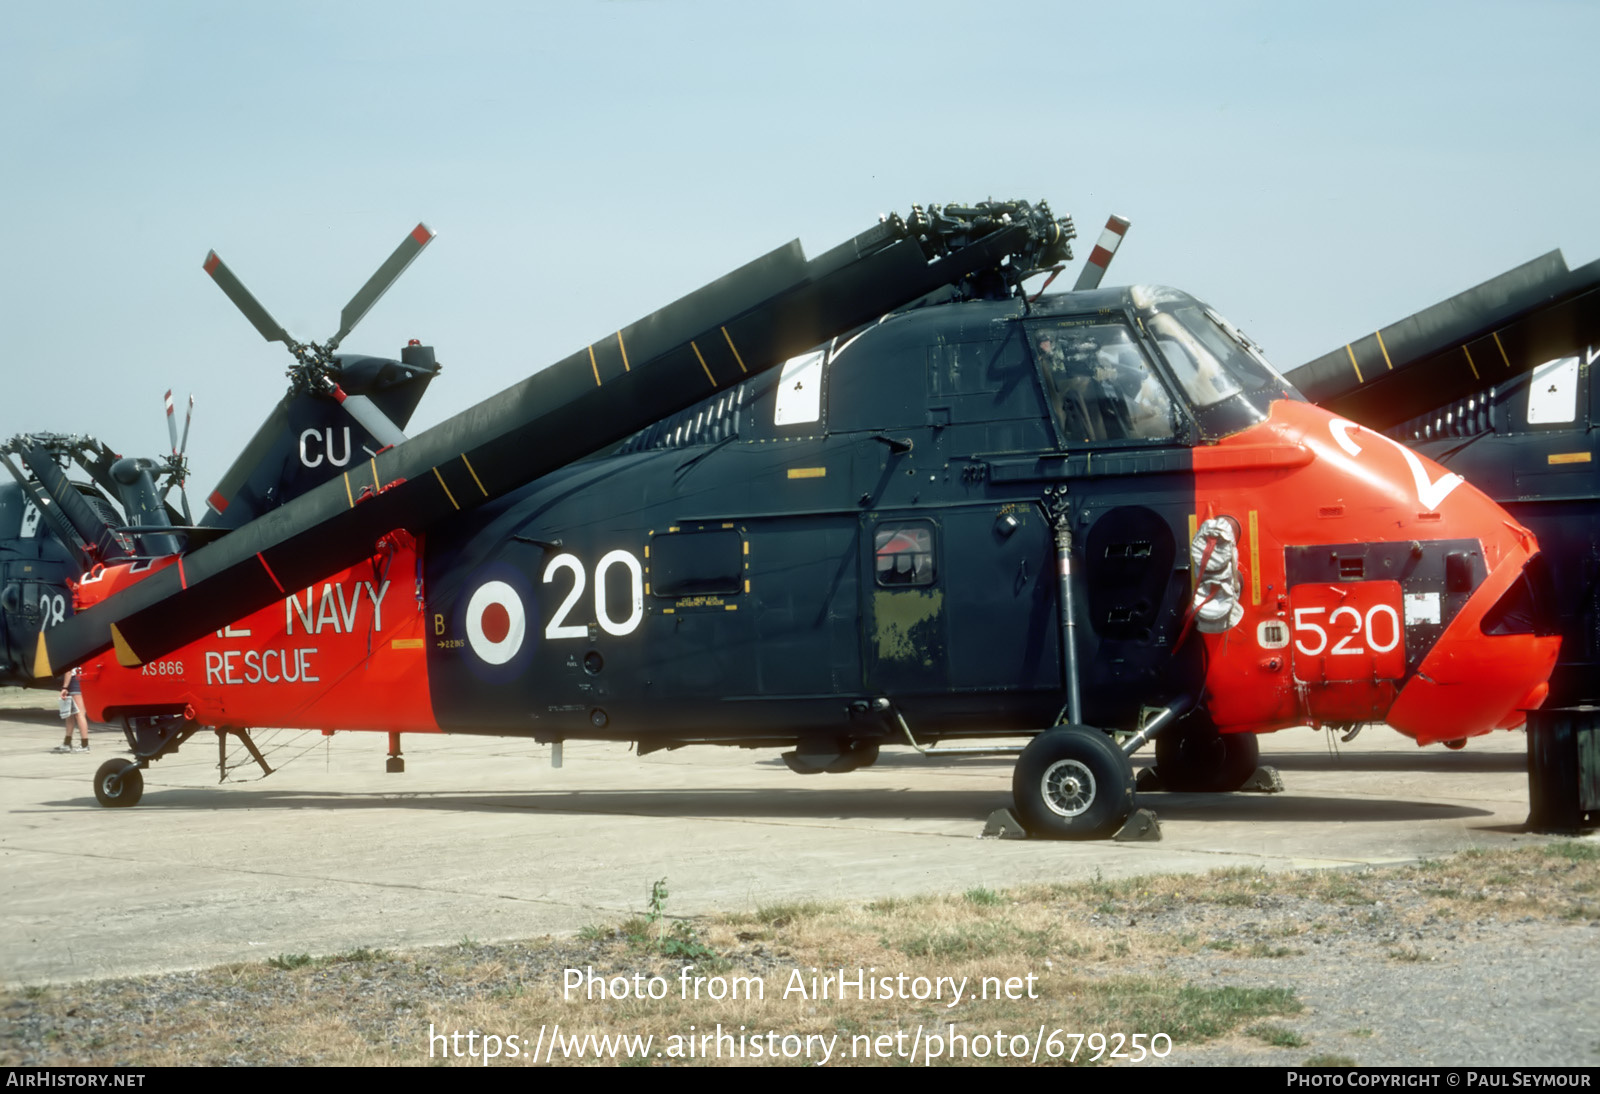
<box><xmin>1385</xmin><ymin>545</ymin><xmax>1559</xmax><ymax>744</ymax></box>
<box><xmin>1192</xmin><ymin>401</ymin><xmax>1558</xmax><ymax>744</ymax></box>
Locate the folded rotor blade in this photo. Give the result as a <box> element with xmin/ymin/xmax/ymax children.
<box><xmin>203</xmin><ymin>251</ymin><xmax>295</xmax><ymax>346</ymax></box>
<box><xmin>179</xmin><ymin>395</ymin><xmax>194</xmax><ymax>457</ymax></box>
<box><xmin>0</xmin><ymin>450</ymin><xmax>92</xmax><ymax>568</ymax></box>
<box><xmin>1288</xmin><ymin>251</ymin><xmax>1600</xmax><ymax>429</ymax></box>
<box><xmin>328</xmin><ymin>223</ymin><xmax>436</xmax><ymax>352</ymax></box>
<box><xmin>63</xmin><ymin>436</ymin><xmax>124</xmax><ymax>501</ymax></box>
<box><xmin>11</xmin><ymin>444</ymin><xmax>131</xmax><ymax>565</ymax></box>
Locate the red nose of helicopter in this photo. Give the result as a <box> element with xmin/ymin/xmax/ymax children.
<box><xmin>1193</xmin><ymin>399</ymin><xmax>1558</xmax><ymax>744</ymax></box>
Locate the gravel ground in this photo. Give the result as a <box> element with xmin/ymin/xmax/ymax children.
<box><xmin>1108</xmin><ymin>879</ymin><xmax>1600</xmax><ymax>1067</ymax></box>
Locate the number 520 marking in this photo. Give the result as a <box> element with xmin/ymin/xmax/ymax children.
<box><xmin>1293</xmin><ymin>604</ymin><xmax>1402</xmax><ymax>656</ymax></box>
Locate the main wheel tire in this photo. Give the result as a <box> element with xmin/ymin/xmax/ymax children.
<box><xmin>1153</xmin><ymin>715</ymin><xmax>1259</xmax><ymax>792</ymax></box>
<box><xmin>93</xmin><ymin>758</ymin><xmax>143</xmax><ymax>808</ymax></box>
<box><xmin>1013</xmin><ymin>727</ymin><xmax>1133</xmax><ymax>840</ymax></box>
<box><xmin>842</xmin><ymin>741</ymin><xmax>880</xmax><ymax>771</ymax></box>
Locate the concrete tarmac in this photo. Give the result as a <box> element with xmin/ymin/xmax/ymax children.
<box><xmin>0</xmin><ymin>694</ymin><xmax>1560</xmax><ymax>986</ymax></box>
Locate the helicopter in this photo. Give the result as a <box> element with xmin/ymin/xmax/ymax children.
<box><xmin>1287</xmin><ymin>249</ymin><xmax>1600</xmax><ymax>827</ymax></box>
<box><xmin>31</xmin><ymin>199</ymin><xmax>1560</xmax><ymax>839</ymax></box>
<box><xmin>0</xmin><ymin>429</ymin><xmax>182</xmax><ymax>689</ymax></box>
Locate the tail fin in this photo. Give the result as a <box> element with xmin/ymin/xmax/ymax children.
<box><xmin>201</xmin><ymin>344</ymin><xmax>439</xmax><ymax>530</ymax></box>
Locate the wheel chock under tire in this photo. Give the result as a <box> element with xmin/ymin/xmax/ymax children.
<box><xmin>982</xmin><ymin>808</ymin><xmax>1029</xmax><ymax>839</ymax></box>
<box><xmin>1238</xmin><ymin>765</ymin><xmax>1285</xmax><ymax>793</ymax></box>
<box><xmin>1113</xmin><ymin>808</ymin><xmax>1161</xmax><ymax>842</ymax></box>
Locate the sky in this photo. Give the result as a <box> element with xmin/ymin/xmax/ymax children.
<box><xmin>4</xmin><ymin>0</ymin><xmax>1598</xmax><ymax>495</ymax></box>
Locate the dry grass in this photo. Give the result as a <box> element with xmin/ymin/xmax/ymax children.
<box><xmin>4</xmin><ymin>842</ymin><xmax>1594</xmax><ymax>1067</ymax></box>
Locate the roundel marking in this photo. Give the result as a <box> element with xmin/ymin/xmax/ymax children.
<box><xmin>481</xmin><ymin>602</ymin><xmax>511</xmax><ymax>644</ymax></box>
<box><xmin>466</xmin><ymin>580</ymin><xmax>525</xmax><ymax>665</ymax></box>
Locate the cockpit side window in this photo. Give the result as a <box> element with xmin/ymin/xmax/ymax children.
<box><xmin>1029</xmin><ymin>318</ymin><xmax>1177</xmax><ymax>445</ymax></box>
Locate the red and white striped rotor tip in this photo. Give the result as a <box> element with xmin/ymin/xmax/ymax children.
<box><xmin>1072</xmin><ymin>215</ymin><xmax>1131</xmax><ymax>292</ymax></box>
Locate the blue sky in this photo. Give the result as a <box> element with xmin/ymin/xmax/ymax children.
<box><xmin>4</xmin><ymin>1</ymin><xmax>1597</xmax><ymax>493</ymax></box>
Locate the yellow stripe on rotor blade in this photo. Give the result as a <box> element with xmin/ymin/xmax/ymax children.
<box><xmin>1345</xmin><ymin>345</ymin><xmax>1365</xmax><ymax>384</ymax></box>
<box><xmin>1462</xmin><ymin>344</ymin><xmax>1480</xmax><ymax>380</ymax></box>
<box><xmin>1375</xmin><ymin>329</ymin><xmax>1394</xmax><ymax>370</ymax></box>
<box><xmin>616</xmin><ymin>331</ymin><xmax>631</xmax><ymax>372</ymax></box>
<box><xmin>722</xmin><ymin>326</ymin><xmax>747</xmax><ymax>372</ymax></box>
<box><xmin>692</xmin><ymin>341</ymin><xmax>715</xmax><ymax>386</ymax></box>
<box><xmin>461</xmin><ymin>453</ymin><xmax>488</xmax><ymax>496</ymax></box>
<box><xmin>588</xmin><ymin>345</ymin><xmax>601</xmax><ymax>387</ymax></box>
<box><xmin>1493</xmin><ymin>331</ymin><xmax>1512</xmax><ymax>370</ymax></box>
<box><xmin>433</xmin><ymin>467</ymin><xmax>459</xmax><ymax>510</ymax></box>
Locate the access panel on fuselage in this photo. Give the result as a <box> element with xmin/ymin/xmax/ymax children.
<box><xmin>860</xmin><ymin>502</ymin><xmax>1061</xmax><ymax>701</ymax></box>
<box><xmin>1063</xmin><ymin>498</ymin><xmax>1197</xmax><ymax>729</ymax></box>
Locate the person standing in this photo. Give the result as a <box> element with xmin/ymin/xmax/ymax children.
<box><xmin>53</xmin><ymin>667</ymin><xmax>89</xmax><ymax>753</ymax></box>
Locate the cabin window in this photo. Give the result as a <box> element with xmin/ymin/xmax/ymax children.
<box><xmin>1029</xmin><ymin>319</ymin><xmax>1177</xmax><ymax>444</ymax></box>
<box><xmin>650</xmin><ymin>529</ymin><xmax>744</xmax><ymax>597</ymax></box>
<box><xmin>874</xmin><ymin>522</ymin><xmax>936</xmax><ymax>587</ymax></box>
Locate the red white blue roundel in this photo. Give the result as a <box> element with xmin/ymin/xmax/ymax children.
<box><xmin>466</xmin><ymin>580</ymin><xmax>525</xmax><ymax>665</ymax></box>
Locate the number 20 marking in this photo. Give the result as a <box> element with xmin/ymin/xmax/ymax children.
<box><xmin>1293</xmin><ymin>604</ymin><xmax>1401</xmax><ymax>656</ymax></box>
<box><xmin>542</xmin><ymin>551</ymin><xmax>644</xmax><ymax>639</ymax></box>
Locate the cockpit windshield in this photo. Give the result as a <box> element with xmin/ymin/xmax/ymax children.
<box><xmin>1026</xmin><ymin>287</ymin><xmax>1299</xmax><ymax>447</ymax></box>
<box><xmin>1030</xmin><ymin>318</ymin><xmax>1177</xmax><ymax>444</ymax></box>
<box><xmin>1117</xmin><ymin>286</ymin><xmax>1300</xmax><ymax>439</ymax></box>
<box><xmin>1142</xmin><ymin>296</ymin><xmax>1286</xmax><ymax>408</ymax></box>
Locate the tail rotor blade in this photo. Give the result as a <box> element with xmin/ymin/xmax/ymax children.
<box><xmin>203</xmin><ymin>250</ymin><xmax>295</xmax><ymax>347</ymax></box>
<box><xmin>328</xmin><ymin>223</ymin><xmax>435</xmax><ymax>351</ymax></box>
<box><xmin>334</xmin><ymin>389</ymin><xmax>408</xmax><ymax>449</ymax></box>
<box><xmin>179</xmin><ymin>395</ymin><xmax>194</xmax><ymax>457</ymax></box>
<box><xmin>164</xmin><ymin>389</ymin><xmax>178</xmax><ymax>453</ymax></box>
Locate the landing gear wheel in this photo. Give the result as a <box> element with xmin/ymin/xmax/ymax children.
<box><xmin>93</xmin><ymin>759</ymin><xmax>143</xmax><ymax>808</ymax></box>
<box><xmin>1153</xmin><ymin>715</ymin><xmax>1259</xmax><ymax>792</ymax></box>
<box><xmin>1013</xmin><ymin>727</ymin><xmax>1133</xmax><ymax>840</ymax></box>
<box><xmin>841</xmin><ymin>741</ymin><xmax>880</xmax><ymax>771</ymax></box>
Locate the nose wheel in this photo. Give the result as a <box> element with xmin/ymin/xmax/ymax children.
<box><xmin>93</xmin><ymin>758</ymin><xmax>144</xmax><ymax>808</ymax></box>
<box><xmin>1013</xmin><ymin>726</ymin><xmax>1133</xmax><ymax>839</ymax></box>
